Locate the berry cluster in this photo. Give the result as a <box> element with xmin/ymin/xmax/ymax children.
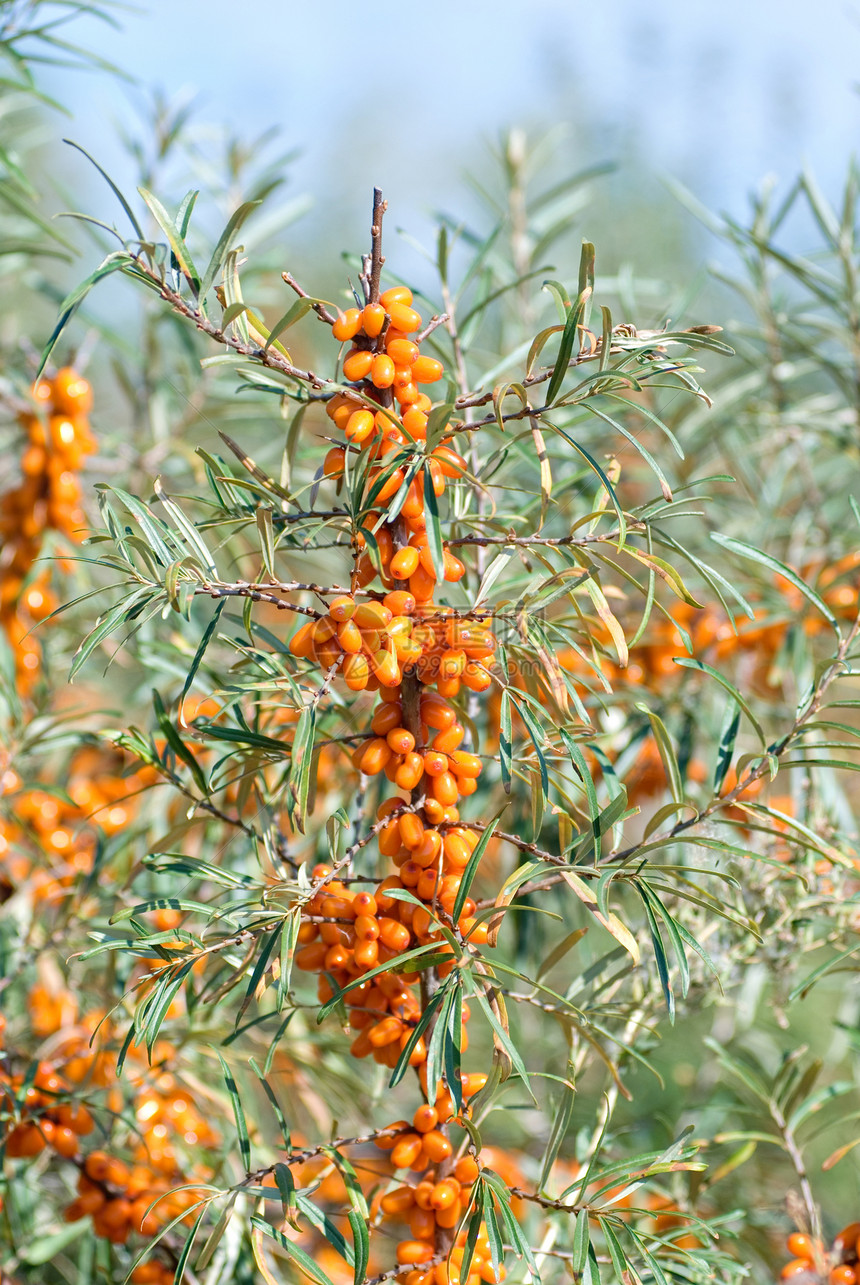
<box><xmin>65</xmin><ymin>1150</ymin><xmax>201</xmax><ymax>1247</ymax></box>
<box><xmin>781</xmin><ymin>1225</ymin><xmax>860</xmax><ymax>1283</ymax></box>
<box><xmin>287</xmin><ymin>283</ymin><xmax>503</xmax><ymax>1276</ymax></box>
<box><xmin>0</xmin><ymin>368</ymin><xmax>95</xmax><ymax>690</ymax></box>
<box><xmin>0</xmin><ymin>749</ymin><xmax>149</xmax><ymax>905</ymax></box>
<box><xmin>2</xmin><ymin>973</ymin><xmax>213</xmax><ymax>1279</ymax></box>
<box><xmin>1</xmin><ymin>1058</ymin><xmax>94</xmax><ymax>1160</ymax></box>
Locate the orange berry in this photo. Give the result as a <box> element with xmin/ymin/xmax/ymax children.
<box><xmin>51</xmin><ymin>367</ymin><xmax>94</xmax><ymax>414</ymax></box>
<box><xmin>384</xmin><ymin>589</ymin><xmax>416</xmax><ymax>615</ymax></box>
<box><xmin>434</xmin><ymin>722</ymin><xmax>465</xmax><ymax>753</ymax></box>
<box><xmin>448</xmin><ymin>750</ymin><xmax>482</xmax><ymax>779</ymax></box>
<box><xmin>381</xmin><ymin>1186</ymin><xmax>416</xmax><ymax>1215</ymax></box>
<box><xmin>337</xmin><ymin>619</ymin><xmax>363</xmax><ymax>653</ymax></box>
<box><xmin>332</xmin><ymin>308</ymin><xmax>362</xmax><ymax>341</ymax></box>
<box><xmin>296</xmin><ymin>942</ymin><xmax>328</xmax><ymax>970</ymax></box>
<box><xmin>84</xmin><ymin>1150</ymin><xmax>113</xmax><ymax>1182</ymax></box>
<box><xmin>431</xmin><ymin>772</ymin><xmax>459</xmax><ymax>806</ymax></box>
<box><xmin>410</xmin><ymin>1205</ymin><xmax>437</xmax><ymax>1240</ymax></box>
<box><xmin>354</xmin><ymin>938</ymin><xmax>380</xmax><ymax>969</ymax></box>
<box><xmin>324</xmin><ymin>446</ymin><xmax>346</xmax><ymax>477</ymax></box>
<box><xmin>373</xmin><ymin>649</ymin><xmax>402</xmax><ymax>688</ymax></box>
<box><xmin>786</xmin><ymin>1235</ymin><xmax>814</xmax><ymax>1260</ymax></box>
<box><xmin>399</xmin><ymin>812</ymin><xmax>425</xmax><ymax>849</ymax></box>
<box><xmin>402</xmin><ymin>407</ymin><xmax>429</xmax><ymax>439</ymax></box>
<box><xmin>413</xmin><ymin>1104</ymin><xmax>439</xmax><ymax>1133</ymax></box>
<box><xmin>433</xmin><ymin>445</ymin><xmax>467</xmax><ymax>478</ymax></box>
<box><xmin>343</xmin><ymin>653</ymin><xmax>370</xmax><ymax>690</ymax></box>
<box><xmin>397</xmin><ymin>1241</ymin><xmax>435</xmax><ymax>1266</ymax></box>
<box><xmin>51</xmin><ymin>1125</ymin><xmax>80</xmax><ymax>1158</ymax></box>
<box><xmin>373</xmin><ymin>466</ymin><xmax>406</xmax><ymax>503</ymax></box>
<box><xmin>391</xmin><ymin>546</ymin><xmax>421</xmax><ymax>579</ymax></box>
<box><xmin>388</xmin><ymin>727</ymin><xmax>416</xmax><ymax>755</ymax></box>
<box><xmin>372</xmin><ymin>354</ymin><xmax>396</xmax><ymax>389</ymax></box>
<box><xmin>421</xmin><ymin>1130</ymin><xmax>453</xmax><ymax>1162</ymax></box>
<box><xmin>454</xmin><ymin>1156</ymin><xmax>480</xmax><ymax>1185</ymax></box>
<box><xmin>388</xmin><ymin>303</ymin><xmax>422</xmax><ymax>333</ymax></box>
<box><xmin>372</xmin><ymin>703</ymin><xmax>405</xmax><ymax>735</ymax></box>
<box><xmin>345</xmin><ymin>409</ymin><xmax>376</xmax><ymax>443</ymax></box>
<box><xmin>413</xmin><ymin>1181</ymin><xmax>436</xmax><ymax>1211</ymax></box>
<box><xmin>412</xmin><ymin>356</ymin><xmax>444</xmax><ymax>384</ymax></box>
<box><xmin>414</xmin><ymin>829</ymin><xmax>443</xmax><ymax>868</ymax></box>
<box><xmin>379</xmin><ymin>918</ymin><xmax>411</xmax><ymax>951</ymax></box>
<box><xmin>354</xmin><ymin>601</ymin><xmax>393</xmax><ymax>629</ymax></box>
<box><xmin>362</xmin><ymin>303</ymin><xmax>386</xmax><ymax>336</ymax></box>
<box><xmin>387</xmin><ymin>337</ymin><xmax>419</xmax><ymax>365</ymax></box>
<box><xmin>830</xmin><ymin>1270</ymin><xmax>857</xmax><ymax>1285</ymax></box>
<box><xmin>381</xmin><ymin>286</ymin><xmax>414</xmax><ymax>308</ymax></box>
<box><xmin>288</xmin><ymin>620</ymin><xmax>317</xmax><ymax>657</ymax></box>
<box><xmin>391</xmin><ymin>1134</ymin><xmax>424</xmax><ymax>1169</ymax></box>
<box><xmin>343</xmin><ymin>349</ymin><xmax>374</xmax><ymax>382</ymax></box>
<box><xmin>6</xmin><ymin>1124</ymin><xmax>46</xmax><ymax>1157</ymax></box>
<box><xmin>395</xmin><ymin>752</ymin><xmax>425</xmax><ymax>791</ymax></box>
<box><xmin>353</xmin><ymin>737</ymin><xmax>392</xmax><ymax>775</ymax></box>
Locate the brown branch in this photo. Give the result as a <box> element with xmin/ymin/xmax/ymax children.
<box><xmin>451</xmin><ymin>325</ymin><xmax>715</xmax><ymax>412</ymax></box>
<box><xmin>368</xmin><ymin>187</ymin><xmax>387</xmax><ymax>305</ymax></box>
<box><xmin>446</xmin><ymin>820</ymin><xmax>556</xmax><ymax>865</ymax></box>
<box><xmin>281</xmin><ymin>272</ymin><xmax>338</xmax><ymax>325</ymax></box>
<box><xmin>448</xmin><ymin>526</ymin><xmax>642</xmax><ymax>550</ymax></box>
<box><xmin>271</xmin><ymin>509</ymin><xmax>349</xmax><ymax>526</ymax></box>
<box><xmin>239</xmin><ymin>1125</ymin><xmax>406</xmax><ymax>1191</ymax></box>
<box><xmin>416</xmin><ymin>314</ymin><xmax>450</xmax><ymax>343</ymax></box>
<box><xmin>133</xmin><ymin>260</ymin><xmax>329</xmax><ymax>388</ymax></box>
<box><xmin>196</xmin><ymin>583</ymin><xmax>323</xmax><ymax>618</ymax></box>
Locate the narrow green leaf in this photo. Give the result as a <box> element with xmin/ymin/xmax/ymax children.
<box><xmin>673</xmin><ymin>657</ymin><xmax>767</xmax><ymax>747</ymax></box>
<box><xmin>423</xmin><ymin>466</ymin><xmax>447</xmax><ymax>582</ymax></box>
<box><xmin>711</xmin><ymin>533</ymin><xmax>840</xmax><ymax>634</ymax></box>
<box><xmin>545</xmin><ymin>255</ymin><xmax>592</xmax><ymax>407</ymax></box>
<box><xmin>178</xmin><ymin>599</ymin><xmax>225</xmax><ymax>716</ymax></box>
<box><xmin>453</xmin><ymin>809</ymin><xmax>506</xmax><ymax>924</ymax></box>
<box><xmin>499</xmin><ymin>686</ymin><xmax>512</xmax><ymax>795</ymax></box>
<box><xmin>713</xmin><ymin>700</ymin><xmax>741</xmax><ymax>793</ymax></box>
<box><xmin>64</xmin><ymin>138</ymin><xmax>144</xmax><ymax>240</ymax></box>
<box><xmin>214</xmin><ymin>1050</ymin><xmax>250</xmax><ymax>1169</ymax></box>
<box><xmin>251</xmin><ymin>1215</ymin><xmax>337</xmax><ymax>1285</ymax></box>
<box><xmin>634</xmin><ymin>706</ymin><xmax>684</xmax><ymax>805</ymax></box>
<box><xmin>138</xmin><ymin>185</ymin><xmax>202</xmax><ymax>292</ymax></box>
<box><xmin>200</xmin><ymin>200</ymin><xmax>262</xmax><ymax>298</ymax></box>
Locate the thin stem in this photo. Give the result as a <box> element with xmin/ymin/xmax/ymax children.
<box><xmin>281</xmin><ymin>271</ymin><xmax>339</xmax><ymax>325</ymax></box>
<box><xmin>368</xmin><ymin>187</ymin><xmax>387</xmax><ymax>305</ymax></box>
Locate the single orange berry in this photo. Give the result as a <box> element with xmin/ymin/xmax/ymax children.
<box><xmin>412</xmin><ymin>355</ymin><xmax>444</xmax><ymax>384</ymax></box>
<box><xmin>362</xmin><ymin>303</ymin><xmax>386</xmax><ymax>336</ymax></box>
<box><xmin>786</xmin><ymin>1235</ymin><xmax>814</xmax><ymax>1260</ymax></box>
<box><xmin>332</xmin><ymin>308</ymin><xmax>362</xmax><ymax>341</ymax></box>
<box><xmin>343</xmin><ymin>349</ymin><xmax>374</xmax><ymax>382</ymax></box>
<box><xmin>420</xmin><ymin>1130</ymin><xmax>453</xmax><ymax>1163</ymax></box>
<box><xmin>780</xmin><ymin>1261</ymin><xmax>812</xmax><ymax>1280</ymax></box>
<box><xmin>372</xmin><ymin>354</ymin><xmax>396</xmax><ymax>389</ymax></box>
<box><xmin>412</xmin><ymin>1105</ymin><xmax>439</xmax><ymax>1134</ymax></box>
<box><xmin>380</xmin><ymin>286</ymin><xmax>413</xmax><ymax>308</ymax></box>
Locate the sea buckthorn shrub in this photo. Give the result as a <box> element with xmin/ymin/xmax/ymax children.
<box><xmin>5</xmin><ymin>64</ymin><xmax>860</xmax><ymax>1285</ymax></box>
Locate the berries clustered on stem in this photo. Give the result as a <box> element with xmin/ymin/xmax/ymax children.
<box><xmin>2</xmin><ymin>978</ymin><xmax>213</xmax><ymax>1282</ymax></box>
<box><xmin>0</xmin><ymin>367</ymin><xmax>95</xmax><ymax>690</ymax></box>
<box><xmin>780</xmin><ymin>1225</ymin><xmax>860</xmax><ymax>1283</ymax></box>
<box><xmin>289</xmin><ymin>197</ymin><xmax>501</xmax><ymax>1280</ymax></box>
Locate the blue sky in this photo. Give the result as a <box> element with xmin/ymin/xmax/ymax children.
<box><xmin>43</xmin><ymin>0</ymin><xmax>860</xmax><ymax>262</ymax></box>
